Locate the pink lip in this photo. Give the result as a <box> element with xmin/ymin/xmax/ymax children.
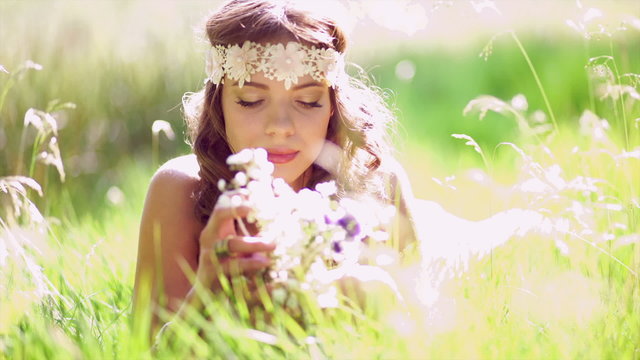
<box><xmin>266</xmin><ymin>148</ymin><xmax>299</xmax><ymax>164</ymax></box>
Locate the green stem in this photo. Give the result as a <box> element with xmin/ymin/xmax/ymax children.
<box><xmin>43</xmin><ymin>166</ymin><xmax>50</xmax><ymax>217</ymax></box>
<box><xmin>510</xmin><ymin>31</ymin><xmax>559</xmax><ymax>135</ymax></box>
<box><xmin>16</xmin><ymin>126</ymin><xmax>27</xmax><ymax>175</ymax></box>
<box><xmin>28</xmin><ymin>133</ymin><xmax>44</xmax><ymax>179</ymax></box>
<box><xmin>584</xmin><ymin>39</ymin><xmax>596</xmax><ymax>113</ymax></box>
<box><xmin>0</xmin><ymin>77</ymin><xmax>15</xmax><ymax>116</ymax></box>
<box><xmin>479</xmin><ymin>150</ymin><xmax>491</xmax><ymax>174</ymax></box>
<box><xmin>609</xmin><ymin>40</ymin><xmax>630</xmax><ymax>150</ymax></box>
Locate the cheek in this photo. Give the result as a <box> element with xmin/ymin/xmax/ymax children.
<box><xmin>222</xmin><ymin>102</ymin><xmax>253</xmax><ymax>151</ymax></box>
<box><xmin>302</xmin><ymin>113</ymin><xmax>331</xmax><ymax>156</ymax></box>
<box><xmin>314</xmin><ymin>112</ymin><xmax>331</xmax><ymax>141</ymax></box>
<box><xmin>222</xmin><ymin>106</ymin><xmax>246</xmax><ymax>151</ymax></box>
<box><xmin>221</xmin><ymin>93</ymin><xmax>242</xmax><ymax>151</ymax></box>
<box><xmin>225</xmin><ymin>117</ymin><xmax>252</xmax><ymax>152</ymax></box>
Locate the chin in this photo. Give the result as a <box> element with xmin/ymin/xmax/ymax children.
<box><xmin>272</xmin><ymin>170</ymin><xmax>295</xmax><ymax>183</ymax></box>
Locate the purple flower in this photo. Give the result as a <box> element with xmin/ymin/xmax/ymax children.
<box><xmin>332</xmin><ymin>241</ymin><xmax>342</xmax><ymax>253</ymax></box>
<box><xmin>324</xmin><ymin>214</ymin><xmax>335</xmax><ymax>225</ymax></box>
<box><xmin>338</xmin><ymin>214</ymin><xmax>360</xmax><ymax>237</ymax></box>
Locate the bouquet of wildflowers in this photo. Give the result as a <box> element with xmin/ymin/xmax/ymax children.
<box><xmin>217</xmin><ymin>148</ymin><xmax>395</xmax><ymax>308</ymax></box>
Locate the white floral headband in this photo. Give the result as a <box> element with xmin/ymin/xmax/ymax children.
<box><xmin>205</xmin><ymin>40</ymin><xmax>346</xmax><ymax>90</ymax></box>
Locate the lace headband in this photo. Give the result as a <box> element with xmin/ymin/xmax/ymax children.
<box><xmin>205</xmin><ymin>41</ymin><xmax>345</xmax><ymax>90</ymax></box>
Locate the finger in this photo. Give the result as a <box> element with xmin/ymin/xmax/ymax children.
<box><xmin>219</xmin><ymin>253</ymin><xmax>272</xmax><ymax>276</ymax></box>
<box><xmin>200</xmin><ymin>205</ymin><xmax>253</xmax><ymax>246</ymax></box>
<box><xmin>210</xmin><ymin>205</ymin><xmax>252</xmax><ymax>226</ymax></box>
<box><xmin>228</xmin><ymin>236</ymin><xmax>276</xmax><ymax>254</ymax></box>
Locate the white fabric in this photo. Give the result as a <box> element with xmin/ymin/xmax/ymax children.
<box><xmin>205</xmin><ymin>40</ymin><xmax>345</xmax><ymax>89</ymax></box>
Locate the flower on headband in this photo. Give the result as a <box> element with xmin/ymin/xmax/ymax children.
<box><xmin>225</xmin><ymin>41</ymin><xmax>259</xmax><ymax>87</ymax></box>
<box><xmin>266</xmin><ymin>42</ymin><xmax>307</xmax><ymax>90</ymax></box>
<box><xmin>204</xmin><ymin>41</ymin><xmax>346</xmax><ymax>89</ymax></box>
<box><xmin>205</xmin><ymin>46</ymin><xmax>225</xmax><ymax>85</ymax></box>
<box><xmin>314</xmin><ymin>48</ymin><xmax>345</xmax><ymax>87</ymax></box>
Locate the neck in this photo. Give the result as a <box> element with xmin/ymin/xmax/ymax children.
<box><xmin>292</xmin><ymin>167</ymin><xmax>312</xmax><ymax>192</ymax></box>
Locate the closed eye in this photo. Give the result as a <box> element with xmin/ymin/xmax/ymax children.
<box><xmin>297</xmin><ymin>101</ymin><xmax>322</xmax><ymax>109</ymax></box>
<box><xmin>235</xmin><ymin>99</ymin><xmax>263</xmax><ymax>108</ymax></box>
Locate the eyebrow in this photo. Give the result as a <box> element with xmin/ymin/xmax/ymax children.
<box><xmin>292</xmin><ymin>81</ymin><xmax>324</xmax><ymax>90</ymax></box>
<box><xmin>233</xmin><ymin>81</ymin><xmax>268</xmax><ymax>89</ymax></box>
<box><xmin>232</xmin><ymin>81</ymin><xmax>324</xmax><ymax>90</ymax></box>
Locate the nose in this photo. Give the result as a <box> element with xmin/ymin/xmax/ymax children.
<box><xmin>265</xmin><ymin>100</ymin><xmax>295</xmax><ymax>137</ymax></box>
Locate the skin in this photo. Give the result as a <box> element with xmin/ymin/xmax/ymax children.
<box><xmin>222</xmin><ymin>72</ymin><xmax>332</xmax><ymax>190</ymax></box>
<box><xmin>132</xmin><ymin>69</ymin><xmax>333</xmax><ymax>333</ymax></box>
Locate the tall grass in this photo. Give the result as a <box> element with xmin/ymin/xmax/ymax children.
<box><xmin>1</xmin><ymin>1</ymin><xmax>639</xmax><ymax>359</ymax></box>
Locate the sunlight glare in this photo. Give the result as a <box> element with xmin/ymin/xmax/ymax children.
<box><xmin>395</xmin><ymin>59</ymin><xmax>416</xmax><ymax>81</ymax></box>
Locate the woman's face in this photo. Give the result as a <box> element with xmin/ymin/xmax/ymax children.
<box><xmin>222</xmin><ymin>71</ymin><xmax>332</xmax><ymax>190</ymax></box>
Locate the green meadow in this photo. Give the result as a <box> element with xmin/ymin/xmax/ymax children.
<box><xmin>1</xmin><ymin>1</ymin><xmax>639</xmax><ymax>358</ymax></box>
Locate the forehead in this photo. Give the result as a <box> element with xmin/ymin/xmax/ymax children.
<box><xmin>227</xmin><ymin>72</ymin><xmax>329</xmax><ymax>91</ymax></box>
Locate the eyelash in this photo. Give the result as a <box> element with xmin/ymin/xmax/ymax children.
<box><xmin>298</xmin><ymin>101</ymin><xmax>322</xmax><ymax>109</ymax></box>
<box><xmin>236</xmin><ymin>99</ymin><xmax>263</xmax><ymax>108</ymax></box>
<box><xmin>235</xmin><ymin>99</ymin><xmax>322</xmax><ymax>109</ymax></box>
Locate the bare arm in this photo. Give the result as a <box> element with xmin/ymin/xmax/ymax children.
<box><xmin>131</xmin><ymin>156</ymin><xmax>275</xmax><ymax>338</ymax></box>
<box><xmin>132</xmin><ymin>161</ymin><xmax>203</xmax><ymax>334</ymax></box>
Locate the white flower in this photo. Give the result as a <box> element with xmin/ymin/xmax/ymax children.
<box><xmin>217</xmin><ymin>192</ymin><xmax>232</xmax><ymax>208</ymax></box>
<box><xmin>217</xmin><ymin>178</ymin><xmax>227</xmax><ymax>192</ymax></box>
<box><xmin>23</xmin><ymin>108</ymin><xmax>58</xmax><ymax>137</ymax></box>
<box><xmin>268</xmin><ymin>42</ymin><xmax>307</xmax><ymax>89</ymax></box>
<box><xmin>247</xmin><ymin>180</ymin><xmax>276</xmax><ymax>219</ymax></box>
<box><xmin>225</xmin><ymin>41</ymin><xmax>259</xmax><ymax>87</ymax></box>
<box><xmin>273</xmin><ymin>178</ymin><xmax>295</xmax><ymax>198</ymax></box>
<box><xmin>315</xmin><ymin>181</ymin><xmax>337</xmax><ymax>198</ymax></box>
<box><xmin>205</xmin><ymin>46</ymin><xmax>225</xmax><ymax>85</ymax></box>
<box><xmin>253</xmin><ymin>147</ymin><xmax>268</xmax><ymax>164</ymax></box>
<box><xmin>315</xmin><ymin>48</ymin><xmax>344</xmax><ymax>86</ymax></box>
<box><xmin>151</xmin><ymin>120</ymin><xmax>175</xmax><ymax>140</ymax></box>
<box><xmin>316</xmin><ymin>286</ymin><xmax>339</xmax><ymax>308</ymax></box>
<box><xmin>218</xmin><ymin>147</ymin><xmax>390</xmax><ymax>308</ymax></box>
<box><xmin>246</xmin><ymin>163</ymin><xmax>273</xmax><ymax>180</ymax></box>
<box><xmin>511</xmin><ymin>94</ymin><xmax>528</xmax><ymax>111</ymax></box>
<box><xmin>24</xmin><ymin>60</ymin><xmax>43</xmax><ymax>71</ymax></box>
<box><xmin>204</xmin><ymin>41</ymin><xmax>345</xmax><ymax>90</ymax></box>
<box><xmin>228</xmin><ymin>148</ymin><xmax>274</xmax><ymax>180</ymax></box>
<box><xmin>227</xmin><ymin>148</ymin><xmax>254</xmax><ymax>167</ymax></box>
<box><xmin>295</xmin><ymin>189</ymin><xmax>328</xmax><ymax>222</ymax></box>
<box><xmin>24</xmin><ymin>108</ymin><xmax>44</xmax><ymax>132</ymax></box>
<box><xmin>232</xmin><ymin>171</ymin><xmax>248</xmax><ymax>187</ymax></box>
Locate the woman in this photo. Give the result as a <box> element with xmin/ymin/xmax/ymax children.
<box><xmin>132</xmin><ymin>0</ymin><xmax>420</xmax><ymax>336</ymax></box>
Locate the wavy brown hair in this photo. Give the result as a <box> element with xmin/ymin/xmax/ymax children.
<box><xmin>184</xmin><ymin>0</ymin><xmax>410</xmax><ymax>227</ymax></box>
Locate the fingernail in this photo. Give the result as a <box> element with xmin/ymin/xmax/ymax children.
<box><xmin>255</xmin><ymin>255</ymin><xmax>271</xmax><ymax>264</ymax></box>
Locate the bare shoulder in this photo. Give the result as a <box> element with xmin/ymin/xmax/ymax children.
<box><xmin>142</xmin><ymin>154</ymin><xmax>203</xmax><ymax>234</ymax></box>
<box><xmin>156</xmin><ymin>153</ymin><xmax>201</xmax><ymax>182</ymax></box>
<box><xmin>135</xmin><ymin>154</ymin><xmax>203</xmax><ymax>315</ymax></box>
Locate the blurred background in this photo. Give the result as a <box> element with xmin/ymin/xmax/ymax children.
<box><xmin>2</xmin><ymin>1</ymin><xmax>639</xmax><ymax>357</ymax></box>
<box><xmin>1</xmin><ymin>0</ymin><xmax>638</xmax><ymax>218</ymax></box>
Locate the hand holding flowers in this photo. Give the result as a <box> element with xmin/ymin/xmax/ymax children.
<box><xmin>196</xmin><ymin>192</ymin><xmax>275</xmax><ymax>291</ymax></box>
<box><xmin>212</xmin><ymin>148</ymin><xmax>400</xmax><ymax>310</ymax></box>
